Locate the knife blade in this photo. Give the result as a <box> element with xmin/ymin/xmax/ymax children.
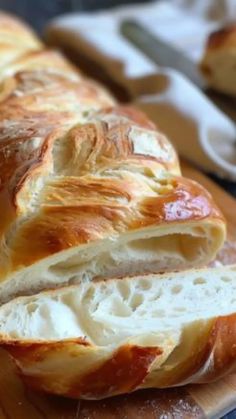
<box><xmin>120</xmin><ymin>20</ymin><xmax>236</xmax><ymax>182</ymax></box>
<box><xmin>120</xmin><ymin>19</ymin><xmax>236</xmax><ymax>125</ymax></box>
<box><xmin>120</xmin><ymin>20</ymin><xmax>205</xmax><ymax>89</ymax></box>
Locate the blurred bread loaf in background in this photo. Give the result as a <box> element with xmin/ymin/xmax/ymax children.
<box><xmin>201</xmin><ymin>25</ymin><xmax>236</xmax><ymax>96</ymax></box>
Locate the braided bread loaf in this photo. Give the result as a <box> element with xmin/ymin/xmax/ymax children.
<box><xmin>0</xmin><ymin>14</ymin><xmax>225</xmax><ymax>304</ymax></box>
<box><xmin>0</xmin><ymin>13</ymin><xmax>231</xmax><ymax>400</ymax></box>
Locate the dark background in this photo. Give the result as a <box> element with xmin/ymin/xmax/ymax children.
<box><xmin>0</xmin><ymin>0</ymin><xmax>149</xmax><ymax>32</ymax></box>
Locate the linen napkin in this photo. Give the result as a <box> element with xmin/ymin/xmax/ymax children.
<box><xmin>46</xmin><ymin>0</ymin><xmax>236</xmax><ymax>179</ymax></box>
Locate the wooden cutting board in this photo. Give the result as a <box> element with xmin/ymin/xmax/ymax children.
<box><xmin>0</xmin><ymin>162</ymin><xmax>235</xmax><ymax>419</ymax></box>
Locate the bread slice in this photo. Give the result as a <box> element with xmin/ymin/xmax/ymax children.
<box><xmin>200</xmin><ymin>25</ymin><xmax>236</xmax><ymax>96</ymax></box>
<box><xmin>0</xmin><ymin>266</ymin><xmax>236</xmax><ymax>399</ymax></box>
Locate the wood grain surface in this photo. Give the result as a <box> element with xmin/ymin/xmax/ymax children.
<box><xmin>0</xmin><ymin>161</ymin><xmax>235</xmax><ymax>419</ymax></box>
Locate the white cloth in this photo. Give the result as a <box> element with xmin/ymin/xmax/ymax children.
<box><xmin>47</xmin><ymin>0</ymin><xmax>236</xmax><ymax>179</ymax></box>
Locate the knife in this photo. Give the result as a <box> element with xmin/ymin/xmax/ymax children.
<box><xmin>120</xmin><ymin>20</ymin><xmax>236</xmax><ymax>124</ymax></box>
<box><xmin>120</xmin><ymin>20</ymin><xmax>205</xmax><ymax>89</ymax></box>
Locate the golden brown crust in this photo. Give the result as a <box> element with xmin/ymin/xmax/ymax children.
<box><xmin>0</xmin><ymin>339</ymin><xmax>163</xmax><ymax>399</ymax></box>
<box><xmin>147</xmin><ymin>314</ymin><xmax>236</xmax><ymax>389</ymax></box>
<box><xmin>0</xmin><ymin>93</ymin><xmax>223</xmax><ymax>278</ymax></box>
<box><xmin>9</xmin><ymin>176</ymin><xmax>223</xmax><ymax>270</ymax></box>
<box><xmin>0</xmin><ymin>15</ymin><xmax>226</xmax><ymax>302</ymax></box>
<box><xmin>94</xmin><ymin>105</ymin><xmax>157</xmax><ymax>131</ymax></box>
<box><xmin>1</xmin><ymin>314</ymin><xmax>236</xmax><ymax>399</ymax></box>
<box><xmin>0</xmin><ymin>11</ymin><xmax>229</xmax><ymax>402</ymax></box>
<box><xmin>206</xmin><ymin>25</ymin><xmax>236</xmax><ymax>51</ymax></box>
<box><xmin>68</xmin><ymin>345</ymin><xmax>161</xmax><ymax>399</ymax></box>
<box><xmin>196</xmin><ymin>314</ymin><xmax>236</xmax><ymax>382</ymax></box>
<box><xmin>21</xmin><ymin>345</ymin><xmax>161</xmax><ymax>399</ymax></box>
<box><xmin>0</xmin><ymin>72</ymin><xmax>114</xmax><ymax>237</ymax></box>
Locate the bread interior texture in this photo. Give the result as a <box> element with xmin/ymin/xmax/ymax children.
<box><xmin>0</xmin><ymin>266</ymin><xmax>235</xmax><ymax>347</ymax></box>
<box><xmin>0</xmin><ymin>221</ymin><xmax>220</xmax><ymax>303</ymax></box>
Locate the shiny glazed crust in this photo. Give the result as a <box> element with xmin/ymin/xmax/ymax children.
<box><xmin>0</xmin><ymin>14</ymin><xmax>225</xmax><ymax>301</ymax></box>
<box><xmin>4</xmin><ymin>314</ymin><xmax>236</xmax><ymax>400</ymax></box>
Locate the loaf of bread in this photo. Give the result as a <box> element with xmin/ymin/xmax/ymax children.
<box><xmin>0</xmin><ymin>12</ymin><xmax>231</xmax><ymax>400</ymax></box>
<box><xmin>200</xmin><ymin>25</ymin><xmax>236</xmax><ymax>96</ymax></box>
<box><xmin>0</xmin><ymin>13</ymin><xmax>226</xmax><ymax>304</ymax></box>
<box><xmin>0</xmin><ymin>266</ymin><xmax>236</xmax><ymax>399</ymax></box>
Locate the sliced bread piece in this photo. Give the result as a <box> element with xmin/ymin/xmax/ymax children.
<box><xmin>0</xmin><ymin>265</ymin><xmax>235</xmax><ymax>399</ymax></box>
